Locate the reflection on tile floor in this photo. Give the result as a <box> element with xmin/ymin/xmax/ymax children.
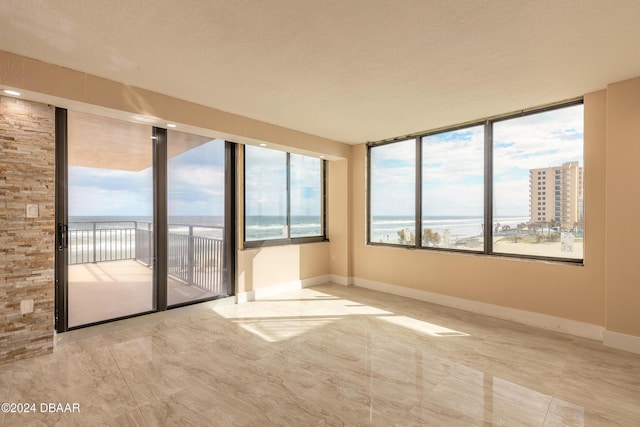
<box><xmin>2</xmin><ymin>283</ymin><xmax>640</xmax><ymax>426</ymax></box>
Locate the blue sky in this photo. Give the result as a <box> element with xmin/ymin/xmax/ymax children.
<box><xmin>371</xmin><ymin>104</ymin><xmax>584</xmax><ymax>217</ymax></box>
<box><xmin>70</xmin><ymin>139</ymin><xmax>322</xmax><ymax>219</ymax></box>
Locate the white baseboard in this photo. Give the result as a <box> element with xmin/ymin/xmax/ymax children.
<box><xmin>236</xmin><ymin>291</ymin><xmax>255</xmax><ymax>304</ymax></box>
<box><xmin>353</xmin><ymin>277</ymin><xmax>604</xmax><ymax>341</ymax></box>
<box><xmin>603</xmin><ymin>330</ymin><xmax>640</xmax><ymax>355</ymax></box>
<box><xmin>302</xmin><ymin>274</ymin><xmax>332</xmax><ymax>288</ymax></box>
<box><xmin>328</xmin><ymin>274</ymin><xmax>353</xmax><ymax>286</ymax></box>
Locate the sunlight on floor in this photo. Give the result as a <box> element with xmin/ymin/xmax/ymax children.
<box><xmin>236</xmin><ymin>317</ymin><xmax>341</xmax><ymax>343</ymax></box>
<box><xmin>219</xmin><ymin>288</ymin><xmax>469</xmax><ymax>342</ymax></box>
<box><xmin>380</xmin><ymin>315</ymin><xmax>470</xmax><ymax>337</ymax></box>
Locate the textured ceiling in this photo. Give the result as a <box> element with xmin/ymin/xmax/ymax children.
<box><xmin>1</xmin><ymin>0</ymin><xmax>639</xmax><ymax>144</ymax></box>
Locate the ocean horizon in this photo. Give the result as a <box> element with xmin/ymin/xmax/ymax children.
<box><xmin>69</xmin><ymin>215</ymin><xmax>324</xmax><ymax>240</ymax></box>
<box><xmin>69</xmin><ymin>214</ymin><xmax>529</xmax><ymax>243</ymax></box>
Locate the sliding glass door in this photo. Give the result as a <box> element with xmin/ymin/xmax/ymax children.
<box><xmin>167</xmin><ymin>130</ymin><xmax>229</xmax><ymax>306</ymax></box>
<box><xmin>55</xmin><ymin>109</ymin><xmax>234</xmax><ymax>331</ymax></box>
<box><xmin>65</xmin><ymin>111</ymin><xmax>155</xmax><ymax>327</ymax></box>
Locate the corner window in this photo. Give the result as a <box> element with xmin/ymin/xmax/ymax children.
<box><xmin>244</xmin><ymin>145</ymin><xmax>325</xmax><ymax>247</ymax></box>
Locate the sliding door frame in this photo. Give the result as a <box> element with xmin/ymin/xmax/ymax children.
<box><xmin>54</xmin><ymin>107</ymin><xmax>69</xmax><ymax>333</ymax></box>
<box><xmin>54</xmin><ymin>114</ymin><xmax>236</xmax><ymax>333</ymax></box>
<box><xmin>153</xmin><ymin>127</ymin><xmax>168</xmax><ymax>310</ymax></box>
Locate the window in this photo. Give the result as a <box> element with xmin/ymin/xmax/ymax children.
<box><xmin>422</xmin><ymin>125</ymin><xmax>484</xmax><ymax>250</ymax></box>
<box><xmin>493</xmin><ymin>103</ymin><xmax>583</xmax><ymax>260</ymax></box>
<box><xmin>290</xmin><ymin>154</ymin><xmax>323</xmax><ymax>238</ymax></box>
<box><xmin>367</xmin><ymin>100</ymin><xmax>584</xmax><ymax>262</ymax></box>
<box><xmin>369</xmin><ymin>139</ymin><xmax>416</xmax><ymax>245</ymax></box>
<box><xmin>244</xmin><ymin>145</ymin><xmax>325</xmax><ymax>246</ymax></box>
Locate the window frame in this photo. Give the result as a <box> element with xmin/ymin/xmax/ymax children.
<box><xmin>243</xmin><ymin>144</ymin><xmax>327</xmax><ymax>248</ymax></box>
<box><xmin>367</xmin><ymin>137</ymin><xmax>418</xmax><ymax>247</ymax></box>
<box><xmin>367</xmin><ymin>99</ymin><xmax>584</xmax><ymax>264</ymax></box>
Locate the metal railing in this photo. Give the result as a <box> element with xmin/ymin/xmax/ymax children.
<box><xmin>167</xmin><ymin>226</ymin><xmax>224</xmax><ymax>293</ymax></box>
<box><xmin>68</xmin><ymin>221</ymin><xmax>138</xmax><ymax>264</ymax></box>
<box><xmin>68</xmin><ymin>221</ymin><xmax>225</xmax><ymax>294</ymax></box>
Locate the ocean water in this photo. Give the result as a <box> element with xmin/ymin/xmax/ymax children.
<box><xmin>69</xmin><ymin>215</ymin><xmax>323</xmax><ymax>241</ymax></box>
<box><xmin>69</xmin><ymin>216</ymin><xmax>225</xmax><ymax>239</ymax></box>
<box><xmin>69</xmin><ymin>215</ymin><xmax>529</xmax><ymax>244</ymax></box>
<box><xmin>245</xmin><ymin>215</ymin><xmax>322</xmax><ymax>240</ymax></box>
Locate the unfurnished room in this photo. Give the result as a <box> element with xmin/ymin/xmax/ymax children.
<box><xmin>1</xmin><ymin>1</ymin><xmax>640</xmax><ymax>425</ymax></box>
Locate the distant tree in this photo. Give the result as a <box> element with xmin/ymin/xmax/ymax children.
<box><xmin>397</xmin><ymin>228</ymin><xmax>415</xmax><ymax>245</ymax></box>
<box><xmin>423</xmin><ymin>228</ymin><xmax>441</xmax><ymax>246</ymax></box>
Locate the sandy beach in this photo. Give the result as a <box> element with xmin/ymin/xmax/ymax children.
<box><xmin>493</xmin><ymin>238</ymin><xmax>584</xmax><ymax>259</ymax></box>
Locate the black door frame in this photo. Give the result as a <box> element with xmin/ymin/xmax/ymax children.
<box><xmin>54</xmin><ymin>110</ymin><xmax>236</xmax><ymax>332</ymax></box>
<box><xmin>54</xmin><ymin>107</ymin><xmax>68</xmax><ymax>333</ymax></box>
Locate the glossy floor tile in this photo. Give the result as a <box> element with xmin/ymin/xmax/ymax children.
<box><xmin>2</xmin><ymin>283</ymin><xmax>640</xmax><ymax>426</ymax></box>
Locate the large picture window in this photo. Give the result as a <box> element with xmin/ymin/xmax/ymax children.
<box><xmin>244</xmin><ymin>145</ymin><xmax>325</xmax><ymax>246</ymax></box>
<box><xmin>493</xmin><ymin>104</ymin><xmax>584</xmax><ymax>259</ymax></box>
<box><xmin>368</xmin><ymin>100</ymin><xmax>584</xmax><ymax>263</ymax></box>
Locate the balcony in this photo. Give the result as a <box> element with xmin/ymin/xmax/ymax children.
<box><xmin>67</xmin><ymin>221</ymin><xmax>226</xmax><ymax>326</ymax></box>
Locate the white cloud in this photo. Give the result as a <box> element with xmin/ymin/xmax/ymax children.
<box><xmin>370</xmin><ymin>105</ymin><xmax>583</xmax><ymax>217</ymax></box>
<box><xmin>423</xmin><ymin>182</ymin><xmax>484</xmax><ymax>216</ymax></box>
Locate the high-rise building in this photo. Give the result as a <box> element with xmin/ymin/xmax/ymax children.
<box><xmin>529</xmin><ymin>161</ymin><xmax>583</xmax><ymax>229</ymax></box>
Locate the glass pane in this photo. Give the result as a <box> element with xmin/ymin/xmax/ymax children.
<box><xmin>290</xmin><ymin>154</ymin><xmax>322</xmax><ymax>237</ymax></box>
<box><xmin>493</xmin><ymin>104</ymin><xmax>584</xmax><ymax>259</ymax></box>
<box><xmin>167</xmin><ymin>130</ymin><xmax>227</xmax><ymax>306</ymax></box>
<box><xmin>370</xmin><ymin>139</ymin><xmax>416</xmax><ymax>245</ymax></box>
<box><xmin>422</xmin><ymin>126</ymin><xmax>484</xmax><ymax>250</ymax></box>
<box><xmin>245</xmin><ymin>145</ymin><xmax>287</xmax><ymax>241</ymax></box>
<box><xmin>67</xmin><ymin>111</ymin><xmax>154</xmax><ymax>327</ymax></box>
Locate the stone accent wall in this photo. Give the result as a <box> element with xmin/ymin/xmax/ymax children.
<box><xmin>0</xmin><ymin>96</ymin><xmax>55</xmax><ymax>363</ymax></box>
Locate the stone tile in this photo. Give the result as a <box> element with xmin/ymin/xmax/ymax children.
<box><xmin>1</xmin><ymin>283</ymin><xmax>640</xmax><ymax>425</ymax></box>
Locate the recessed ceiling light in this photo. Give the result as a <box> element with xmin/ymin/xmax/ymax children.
<box><xmin>319</xmin><ymin>155</ymin><xmax>325</xmax><ymax>159</ymax></box>
<box><xmin>259</xmin><ymin>143</ymin><xmax>267</xmax><ymax>147</ymax></box>
<box><xmin>3</xmin><ymin>89</ymin><xmax>21</xmax><ymax>96</ymax></box>
<box><xmin>167</xmin><ymin>123</ymin><xmax>177</xmax><ymax>128</ymax></box>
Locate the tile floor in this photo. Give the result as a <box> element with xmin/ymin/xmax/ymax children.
<box><xmin>1</xmin><ymin>283</ymin><xmax>640</xmax><ymax>426</ymax></box>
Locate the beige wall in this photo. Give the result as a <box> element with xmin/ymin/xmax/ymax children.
<box><xmin>328</xmin><ymin>159</ymin><xmax>352</xmax><ymax>279</ymax></box>
<box><xmin>605</xmin><ymin>76</ymin><xmax>640</xmax><ymax>337</ymax></box>
<box><xmin>237</xmin><ymin>243</ymin><xmax>330</xmax><ymax>292</ymax></box>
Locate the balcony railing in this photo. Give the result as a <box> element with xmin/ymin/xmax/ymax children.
<box><xmin>68</xmin><ymin>221</ymin><xmax>225</xmax><ymax>294</ymax></box>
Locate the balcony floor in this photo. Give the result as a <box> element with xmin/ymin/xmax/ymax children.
<box><xmin>68</xmin><ymin>260</ymin><xmax>220</xmax><ymax>327</ymax></box>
